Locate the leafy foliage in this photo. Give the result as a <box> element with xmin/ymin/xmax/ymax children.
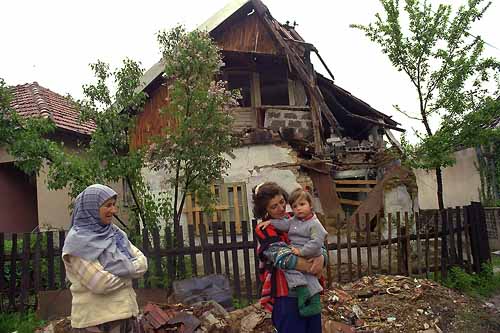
<box><xmin>352</xmin><ymin>0</ymin><xmax>500</xmax><ymax>208</ymax></box>
<box><xmin>443</xmin><ymin>263</ymin><xmax>500</xmax><ymax>298</ymax></box>
<box><xmin>149</xmin><ymin>26</ymin><xmax>240</xmax><ymax>228</ymax></box>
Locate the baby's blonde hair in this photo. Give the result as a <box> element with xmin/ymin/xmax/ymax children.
<box><xmin>288</xmin><ymin>188</ymin><xmax>313</xmax><ymax>207</ymax></box>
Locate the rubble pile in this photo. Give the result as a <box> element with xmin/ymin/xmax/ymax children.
<box><xmin>322</xmin><ymin>275</ymin><xmax>500</xmax><ymax>333</ymax></box>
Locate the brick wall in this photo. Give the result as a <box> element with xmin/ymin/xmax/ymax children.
<box><xmin>264</xmin><ymin>109</ymin><xmax>312</xmax><ymax>139</ymax></box>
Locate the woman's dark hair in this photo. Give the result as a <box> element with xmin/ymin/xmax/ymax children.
<box><xmin>252</xmin><ymin>182</ymin><xmax>289</xmax><ymax>219</ymax></box>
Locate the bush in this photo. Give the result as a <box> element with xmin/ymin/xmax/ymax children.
<box><xmin>0</xmin><ymin>312</ymin><xmax>45</xmax><ymax>333</ymax></box>
<box><xmin>443</xmin><ymin>263</ymin><xmax>500</xmax><ymax>298</ymax></box>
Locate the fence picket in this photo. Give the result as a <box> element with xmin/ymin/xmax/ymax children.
<box><xmin>396</xmin><ymin>212</ymin><xmax>402</xmax><ymax>275</ymax></box>
<box><xmin>447</xmin><ymin>208</ymin><xmax>457</xmax><ymax>266</ymax></box>
<box><xmin>241</xmin><ymin>221</ymin><xmax>253</xmax><ymax>301</ymax></box>
<box><xmin>0</xmin><ymin>233</ymin><xmax>4</xmax><ymax>294</ymax></box>
<box><xmin>336</xmin><ymin>215</ymin><xmax>342</xmax><ymax>283</ymax></box>
<box><xmin>388</xmin><ymin>213</ymin><xmax>392</xmax><ymax>275</ymax></box>
<box><xmin>9</xmin><ymin>234</ymin><xmax>17</xmax><ymax>310</ymax></box>
<box><xmin>377</xmin><ymin>213</ymin><xmax>382</xmax><ymax>275</ymax></box>
<box><xmin>177</xmin><ymin>225</ymin><xmax>186</xmax><ymax>278</ymax></box>
<box><xmin>252</xmin><ymin>220</ymin><xmax>260</xmax><ymax>290</ymax></box>
<box><xmin>230</xmin><ymin>222</ymin><xmax>241</xmax><ymax>299</ymax></box>
<box><xmin>47</xmin><ymin>232</ymin><xmax>55</xmax><ymax>290</ymax></box>
<box><xmin>355</xmin><ymin>214</ymin><xmax>362</xmax><ymax>279</ymax></box>
<box><xmin>20</xmin><ymin>233</ymin><xmax>30</xmax><ymax>312</ymax></box>
<box><xmin>433</xmin><ymin>213</ymin><xmax>439</xmax><ymax>280</ymax></box>
<box><xmin>441</xmin><ymin>210</ymin><xmax>449</xmax><ymax>279</ymax></box>
<box><xmin>405</xmin><ymin>212</ymin><xmax>411</xmax><ymax>277</ymax></box>
<box><xmin>416</xmin><ymin>212</ymin><xmax>421</xmax><ymax>276</ymax></box>
<box><xmin>346</xmin><ymin>216</ymin><xmax>353</xmax><ymax>282</ymax></box>
<box><xmin>58</xmin><ymin>231</ymin><xmax>66</xmax><ymax>288</ymax></box>
<box><xmin>455</xmin><ymin>207</ymin><xmax>464</xmax><ymax>267</ymax></box>
<box><xmin>366</xmin><ymin>213</ymin><xmax>372</xmax><ymax>276</ymax></box>
<box><xmin>142</xmin><ymin>228</ymin><xmax>151</xmax><ymax>288</ymax></box>
<box><xmin>212</xmin><ymin>222</ymin><xmax>222</xmax><ymax>275</ymax></box>
<box><xmin>424</xmin><ymin>216</ymin><xmax>430</xmax><ymax>278</ymax></box>
<box><xmin>151</xmin><ymin>228</ymin><xmax>163</xmax><ymax>288</ymax></box>
<box><xmin>187</xmin><ymin>224</ymin><xmax>198</xmax><ymax>277</ymax></box>
<box><xmin>463</xmin><ymin>206</ymin><xmax>473</xmax><ymax>273</ymax></box>
<box><xmin>222</xmin><ymin>222</ymin><xmax>230</xmax><ymax>277</ymax></box>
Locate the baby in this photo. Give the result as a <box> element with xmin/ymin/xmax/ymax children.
<box><xmin>261</xmin><ymin>187</ymin><xmax>328</xmax><ymax>317</ymax></box>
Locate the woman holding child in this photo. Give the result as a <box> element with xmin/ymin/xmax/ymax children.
<box><xmin>253</xmin><ymin>182</ymin><xmax>327</xmax><ymax>333</ymax></box>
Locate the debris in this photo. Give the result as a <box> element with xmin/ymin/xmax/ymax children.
<box><xmin>172</xmin><ymin>274</ymin><xmax>233</xmax><ymax>310</ymax></box>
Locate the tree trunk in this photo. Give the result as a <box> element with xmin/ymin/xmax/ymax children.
<box><xmin>435</xmin><ymin>167</ymin><xmax>445</xmax><ymax>210</ymax></box>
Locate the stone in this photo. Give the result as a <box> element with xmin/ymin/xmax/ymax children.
<box><xmin>284</xmin><ymin>112</ymin><xmax>298</xmax><ymax>119</ymax></box>
<box><xmin>288</xmin><ymin>120</ymin><xmax>302</xmax><ymax>128</ymax></box>
<box><xmin>270</xmin><ymin>120</ymin><xmax>286</xmax><ymax>128</ymax></box>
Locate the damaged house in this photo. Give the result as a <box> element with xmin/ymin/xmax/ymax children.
<box><xmin>133</xmin><ymin>0</ymin><xmax>415</xmax><ymax>233</ymax></box>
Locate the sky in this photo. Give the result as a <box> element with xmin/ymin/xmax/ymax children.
<box><xmin>1</xmin><ymin>0</ymin><xmax>499</xmax><ymax>142</ymax></box>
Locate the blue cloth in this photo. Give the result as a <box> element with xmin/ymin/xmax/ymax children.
<box><xmin>63</xmin><ymin>184</ymin><xmax>135</xmax><ymax>277</ymax></box>
<box><xmin>272</xmin><ymin>296</ymin><xmax>322</xmax><ymax>333</ymax></box>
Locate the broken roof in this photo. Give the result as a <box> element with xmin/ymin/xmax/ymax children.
<box><xmin>10</xmin><ymin>82</ymin><xmax>95</xmax><ymax>136</ymax></box>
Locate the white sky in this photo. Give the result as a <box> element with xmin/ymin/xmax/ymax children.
<box><xmin>1</xmin><ymin>0</ymin><xmax>499</xmax><ymax>141</ymax></box>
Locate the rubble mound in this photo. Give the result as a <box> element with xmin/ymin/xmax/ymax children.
<box><xmin>322</xmin><ymin>275</ymin><xmax>500</xmax><ymax>332</ymax></box>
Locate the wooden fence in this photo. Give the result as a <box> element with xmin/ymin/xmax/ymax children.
<box><xmin>0</xmin><ymin>203</ymin><xmax>491</xmax><ymax>312</ymax></box>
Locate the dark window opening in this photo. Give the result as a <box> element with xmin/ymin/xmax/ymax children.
<box><xmin>260</xmin><ymin>73</ymin><xmax>289</xmax><ymax>105</ymax></box>
<box><xmin>227</xmin><ymin>72</ymin><xmax>251</xmax><ymax>107</ymax></box>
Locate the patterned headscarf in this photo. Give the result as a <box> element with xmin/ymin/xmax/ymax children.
<box><xmin>63</xmin><ymin>184</ymin><xmax>135</xmax><ymax>277</ymax></box>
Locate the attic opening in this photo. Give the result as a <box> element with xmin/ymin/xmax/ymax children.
<box><xmin>260</xmin><ymin>71</ymin><xmax>289</xmax><ymax>105</ymax></box>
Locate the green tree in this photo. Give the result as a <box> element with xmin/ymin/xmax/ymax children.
<box><xmin>149</xmin><ymin>26</ymin><xmax>239</xmax><ymax>231</ymax></box>
<box><xmin>0</xmin><ymin>59</ymin><xmax>171</xmax><ymax>234</ymax></box>
<box><xmin>352</xmin><ymin>0</ymin><xmax>500</xmax><ymax>209</ymax></box>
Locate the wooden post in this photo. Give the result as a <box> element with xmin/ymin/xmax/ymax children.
<box><xmin>177</xmin><ymin>225</ymin><xmax>186</xmax><ymax>278</ymax></box>
<box><xmin>366</xmin><ymin>213</ymin><xmax>372</xmax><ymax>276</ymax></box>
<box><xmin>440</xmin><ymin>210</ymin><xmax>449</xmax><ymax>279</ymax></box>
<box><xmin>447</xmin><ymin>208</ymin><xmax>457</xmax><ymax>266</ymax></box>
<box><xmin>222</xmin><ymin>222</ymin><xmax>231</xmax><ymax>277</ymax></box>
<box><xmin>252</xmin><ymin>220</ymin><xmax>260</xmax><ymax>291</ymax></box>
<box><xmin>33</xmin><ymin>232</ymin><xmax>41</xmax><ymax>293</ymax></box>
<box><xmin>199</xmin><ymin>223</ymin><xmax>213</xmax><ymax>275</ymax></box>
<box><xmin>20</xmin><ymin>233</ymin><xmax>30</xmax><ymax>312</ymax></box>
<box><xmin>355</xmin><ymin>214</ymin><xmax>362</xmax><ymax>279</ymax></box>
<box><xmin>241</xmin><ymin>221</ymin><xmax>253</xmax><ymax>301</ymax></box>
<box><xmin>433</xmin><ymin>213</ymin><xmax>439</xmax><ymax>280</ymax></box>
<box><xmin>405</xmin><ymin>212</ymin><xmax>411</xmax><ymax>277</ymax></box>
<box><xmin>387</xmin><ymin>213</ymin><xmax>392</xmax><ymax>275</ymax></box>
<box><xmin>212</xmin><ymin>222</ymin><xmax>222</xmax><ymax>274</ymax></box>
<box><xmin>142</xmin><ymin>228</ymin><xmax>151</xmax><ymax>288</ymax></box>
<box><xmin>230</xmin><ymin>222</ymin><xmax>241</xmax><ymax>300</ymax></box>
<box><xmin>336</xmin><ymin>215</ymin><xmax>342</xmax><ymax>283</ymax></box>
<box><xmin>416</xmin><ymin>212</ymin><xmax>421</xmax><ymax>276</ymax></box>
<box><xmin>346</xmin><ymin>217</ymin><xmax>353</xmax><ymax>282</ymax></box>
<box><xmin>151</xmin><ymin>228</ymin><xmax>163</xmax><ymax>288</ymax></box>
<box><xmin>8</xmin><ymin>234</ymin><xmax>18</xmax><ymax>310</ymax></box>
<box><xmin>187</xmin><ymin>224</ymin><xmax>198</xmax><ymax>276</ymax></box>
<box><xmin>377</xmin><ymin>213</ymin><xmax>382</xmax><ymax>275</ymax></box>
<box><xmin>58</xmin><ymin>230</ymin><xmax>66</xmax><ymax>287</ymax></box>
<box><xmin>425</xmin><ymin>216</ymin><xmax>430</xmax><ymax>278</ymax></box>
<box><xmin>396</xmin><ymin>212</ymin><xmax>402</xmax><ymax>275</ymax></box>
<box><xmin>463</xmin><ymin>206</ymin><xmax>472</xmax><ymax>273</ymax></box>
<box><xmin>455</xmin><ymin>207</ymin><xmax>464</xmax><ymax>267</ymax></box>
<box><xmin>47</xmin><ymin>232</ymin><xmax>55</xmax><ymax>290</ymax></box>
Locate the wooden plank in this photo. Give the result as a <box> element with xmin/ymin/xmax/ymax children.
<box><xmin>9</xmin><ymin>234</ymin><xmax>17</xmax><ymax>309</ymax></box>
<box><xmin>233</xmin><ymin>186</ymin><xmax>241</xmax><ymax>234</ymax></box>
<box><xmin>366</xmin><ymin>213</ymin><xmax>372</xmax><ymax>276</ymax></box>
<box><xmin>199</xmin><ymin>222</ymin><xmax>213</xmax><ymax>275</ymax></box>
<box><xmin>212</xmin><ymin>222</ymin><xmax>222</xmax><ymax>275</ymax></box>
<box><xmin>387</xmin><ymin>213</ymin><xmax>392</xmax><ymax>275</ymax></box>
<box><xmin>252</xmin><ymin>220</ymin><xmax>260</xmax><ymax>291</ymax></box>
<box><xmin>222</xmin><ymin>222</ymin><xmax>231</xmax><ymax>277</ymax></box>
<box><xmin>433</xmin><ymin>213</ymin><xmax>439</xmax><ymax>280</ymax></box>
<box><xmin>241</xmin><ymin>221</ymin><xmax>253</xmax><ymax>301</ymax></box>
<box><xmin>355</xmin><ymin>214</ymin><xmax>362</xmax><ymax>279</ymax></box>
<box><xmin>47</xmin><ymin>232</ymin><xmax>55</xmax><ymax>290</ymax></box>
<box><xmin>396</xmin><ymin>212</ymin><xmax>402</xmax><ymax>275</ymax></box>
<box><xmin>230</xmin><ymin>222</ymin><xmax>241</xmax><ymax>300</ymax></box>
<box><xmin>177</xmin><ymin>225</ymin><xmax>186</xmax><ymax>278</ymax></box>
<box><xmin>151</xmin><ymin>228</ymin><xmax>163</xmax><ymax>287</ymax></box>
<box><xmin>334</xmin><ymin>179</ymin><xmax>378</xmax><ymax>185</ymax></box>
<box><xmin>455</xmin><ymin>207</ymin><xmax>464</xmax><ymax>267</ymax></box>
<box><xmin>377</xmin><ymin>213</ymin><xmax>382</xmax><ymax>274</ymax></box>
<box><xmin>340</xmin><ymin>199</ymin><xmax>362</xmax><ymax>206</ymax></box>
<box><xmin>336</xmin><ymin>215</ymin><xmax>342</xmax><ymax>283</ymax></box>
<box><xmin>20</xmin><ymin>233</ymin><xmax>30</xmax><ymax>312</ymax></box>
<box><xmin>0</xmin><ymin>233</ymin><xmax>4</xmax><ymax>293</ymax></box>
<box><xmin>415</xmin><ymin>212</ymin><xmax>422</xmax><ymax>276</ymax></box>
<box><xmin>187</xmin><ymin>224</ymin><xmax>198</xmax><ymax>276</ymax></box>
<box><xmin>33</xmin><ymin>233</ymin><xmax>41</xmax><ymax>293</ymax></box>
<box><xmin>58</xmin><ymin>230</ymin><xmax>66</xmax><ymax>288</ymax></box>
<box><xmin>425</xmin><ymin>215</ymin><xmax>430</xmax><ymax>278</ymax></box>
<box><xmin>336</xmin><ymin>188</ymin><xmax>372</xmax><ymax>193</ymax></box>
<box><xmin>463</xmin><ymin>206</ymin><xmax>472</xmax><ymax>273</ymax></box>
<box><xmin>405</xmin><ymin>212</ymin><xmax>411</xmax><ymax>277</ymax></box>
<box><xmin>142</xmin><ymin>228</ymin><xmax>151</xmax><ymax>288</ymax></box>
<box><xmin>447</xmin><ymin>208</ymin><xmax>457</xmax><ymax>266</ymax></box>
<box><xmin>441</xmin><ymin>210</ymin><xmax>449</xmax><ymax>279</ymax></box>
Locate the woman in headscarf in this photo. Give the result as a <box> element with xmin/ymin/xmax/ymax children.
<box><xmin>62</xmin><ymin>184</ymin><xmax>148</xmax><ymax>333</ymax></box>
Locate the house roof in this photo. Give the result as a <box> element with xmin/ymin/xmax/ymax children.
<box><xmin>10</xmin><ymin>82</ymin><xmax>95</xmax><ymax>136</ymax></box>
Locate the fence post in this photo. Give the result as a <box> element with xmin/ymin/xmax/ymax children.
<box><xmin>440</xmin><ymin>210</ymin><xmax>449</xmax><ymax>280</ymax></box>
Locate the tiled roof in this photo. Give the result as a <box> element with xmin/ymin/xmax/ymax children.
<box><xmin>10</xmin><ymin>82</ymin><xmax>95</xmax><ymax>136</ymax></box>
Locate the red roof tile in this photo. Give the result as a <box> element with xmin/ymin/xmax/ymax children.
<box><xmin>10</xmin><ymin>82</ymin><xmax>95</xmax><ymax>136</ymax></box>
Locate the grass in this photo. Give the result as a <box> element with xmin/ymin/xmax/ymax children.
<box><xmin>0</xmin><ymin>312</ymin><xmax>45</xmax><ymax>333</ymax></box>
<box><xmin>442</xmin><ymin>262</ymin><xmax>500</xmax><ymax>298</ymax></box>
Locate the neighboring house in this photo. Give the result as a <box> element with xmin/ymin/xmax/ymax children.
<box><xmin>0</xmin><ymin>82</ymin><xmax>96</xmax><ymax>232</ymax></box>
<box><xmin>132</xmin><ymin>0</ymin><xmax>414</xmax><ymax>233</ymax></box>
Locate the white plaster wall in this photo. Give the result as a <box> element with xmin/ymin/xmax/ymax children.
<box><xmin>414</xmin><ymin>148</ymin><xmax>481</xmax><ymax>209</ymax></box>
<box><xmin>224</xmin><ymin>144</ymin><xmax>301</xmax><ymax>221</ymax></box>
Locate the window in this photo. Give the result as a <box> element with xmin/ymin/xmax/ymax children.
<box><xmin>226</xmin><ymin>73</ymin><xmax>252</xmax><ymax>107</ymax></box>
<box><xmin>260</xmin><ymin>72</ymin><xmax>289</xmax><ymax>105</ymax></box>
<box><xmin>183</xmin><ymin>182</ymin><xmax>249</xmax><ymax>234</ymax></box>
